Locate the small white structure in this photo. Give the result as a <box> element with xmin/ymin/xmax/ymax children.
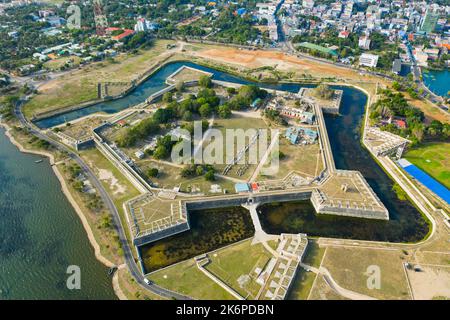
<box><xmin>359</xmin><ymin>53</ymin><xmax>379</xmax><ymax>68</ymax></box>
<box><xmin>302</xmin><ymin>0</ymin><xmax>315</xmax><ymax>9</ymax></box>
<box><xmin>358</xmin><ymin>36</ymin><xmax>371</xmax><ymax>50</ymax></box>
<box><xmin>135</xmin><ymin>150</ymin><xmax>145</xmax><ymax>159</ymax></box>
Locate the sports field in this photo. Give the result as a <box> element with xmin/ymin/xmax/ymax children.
<box><xmin>404</xmin><ymin>142</ymin><xmax>450</xmax><ymax>189</ymax></box>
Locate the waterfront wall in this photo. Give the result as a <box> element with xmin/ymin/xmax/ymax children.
<box><xmin>133</xmin><ymin>222</ymin><xmax>190</xmax><ymax>246</ymax></box>
<box><xmin>310</xmin><ymin>189</ymin><xmax>389</xmax><ymax>220</ymax></box>
<box><xmin>185</xmin><ymin>191</ymin><xmax>312</xmax><ymax>211</ymax></box>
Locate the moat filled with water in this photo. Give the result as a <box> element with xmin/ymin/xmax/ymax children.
<box><xmin>140</xmin><ymin>207</ymin><xmax>254</xmax><ymax>273</ymax></box>
<box><xmin>32</xmin><ymin>61</ymin><xmax>430</xmax><ymax>273</ymax></box>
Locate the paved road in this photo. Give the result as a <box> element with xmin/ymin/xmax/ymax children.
<box><xmin>242</xmin><ymin>203</ymin><xmax>278</xmax><ymax>245</ymax></box>
<box><xmin>14</xmin><ymin>102</ymin><xmax>190</xmax><ymax>300</ymax></box>
<box><xmin>405</xmin><ymin>41</ymin><xmax>444</xmax><ymax>106</ymax></box>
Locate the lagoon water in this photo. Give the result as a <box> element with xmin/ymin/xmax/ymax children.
<box><xmin>0</xmin><ymin>128</ymin><xmax>116</xmax><ymax>299</ymax></box>
<box><xmin>422</xmin><ymin>69</ymin><xmax>450</xmax><ymax>97</ymax></box>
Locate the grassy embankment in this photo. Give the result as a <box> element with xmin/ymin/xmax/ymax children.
<box><xmin>23</xmin><ymin>40</ymin><xmax>175</xmax><ymax>118</ymax></box>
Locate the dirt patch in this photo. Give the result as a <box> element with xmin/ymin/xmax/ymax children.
<box><xmin>194</xmin><ymin>47</ymin><xmax>365</xmax><ymax>80</ymax></box>
<box><xmin>407</xmin><ymin>266</ymin><xmax>450</xmax><ymax>300</ymax></box>
<box><xmin>98</xmin><ymin>168</ymin><xmax>126</xmax><ymax>195</ymax></box>
<box><xmin>407</xmin><ymin>96</ymin><xmax>450</xmax><ymax>124</ymax></box>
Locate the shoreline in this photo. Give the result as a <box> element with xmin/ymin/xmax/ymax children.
<box><xmin>0</xmin><ymin>121</ymin><xmax>126</xmax><ymax>300</ymax></box>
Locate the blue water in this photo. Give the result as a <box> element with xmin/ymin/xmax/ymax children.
<box><xmin>398</xmin><ymin>159</ymin><xmax>450</xmax><ymax>205</ymax></box>
<box><xmin>0</xmin><ymin>128</ymin><xmax>116</xmax><ymax>299</ymax></box>
<box><xmin>422</xmin><ymin>69</ymin><xmax>450</xmax><ymax>97</ymax></box>
<box><xmin>34</xmin><ymin>61</ymin><xmax>315</xmax><ymax>128</ymax></box>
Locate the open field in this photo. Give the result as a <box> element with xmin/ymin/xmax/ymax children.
<box><xmin>148</xmin><ymin>258</ymin><xmax>235</xmax><ymax>300</ymax></box>
<box><xmin>414</xmin><ymin>251</ymin><xmax>450</xmax><ymax>266</ymax></box>
<box><xmin>24</xmin><ymin>40</ymin><xmax>175</xmax><ymax>117</ymax></box>
<box><xmin>404</xmin><ymin>93</ymin><xmax>450</xmax><ymax>124</ymax></box>
<box><xmin>205</xmin><ymin>239</ymin><xmax>273</xmax><ymax>299</ymax></box>
<box><xmin>308</xmin><ymin>274</ymin><xmax>349</xmax><ymax>300</ymax></box>
<box><xmin>190</xmin><ymin>44</ymin><xmax>448</xmax><ymax>124</ymax></box>
<box><xmin>320</xmin><ymin>246</ymin><xmax>412</xmax><ymax>300</ymax></box>
<box><xmin>406</xmin><ymin>265</ymin><xmax>450</xmax><ymax>300</ymax></box>
<box><xmin>136</xmin><ymin>159</ymin><xmax>236</xmax><ymax>194</ymax></box>
<box><xmin>168</xmin><ymin>66</ymin><xmax>211</xmax><ymax>83</ymax></box>
<box><xmin>57</xmin><ymin>116</ymin><xmax>104</xmax><ymax>140</ymax></box>
<box><xmin>404</xmin><ymin>142</ymin><xmax>450</xmax><ymax>188</ymax></box>
<box><xmin>259</xmin><ymin>138</ymin><xmax>323</xmax><ymax>181</ymax></box>
<box><xmin>190</xmin><ymin>45</ymin><xmax>376</xmax><ymax>81</ymax></box>
<box><xmin>44</xmin><ymin>56</ymin><xmax>82</xmax><ymax>71</ymax></box>
<box><xmin>148</xmin><ymin>238</ymin><xmax>278</xmax><ymax>300</ymax></box>
<box><xmin>81</xmin><ymin>148</ymin><xmax>140</xmax><ymax>202</ymax></box>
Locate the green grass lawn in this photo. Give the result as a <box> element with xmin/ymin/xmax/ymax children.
<box><xmin>321</xmin><ymin>247</ymin><xmax>411</xmax><ymax>300</ymax></box>
<box><xmin>404</xmin><ymin>142</ymin><xmax>450</xmax><ymax>189</ymax></box>
<box><xmin>205</xmin><ymin>239</ymin><xmax>272</xmax><ymax>299</ymax></box>
<box><xmin>287</xmin><ymin>240</ymin><xmax>325</xmax><ymax>300</ymax></box>
<box><xmin>148</xmin><ymin>239</ymin><xmax>273</xmax><ymax>300</ymax></box>
<box><xmin>148</xmin><ymin>259</ymin><xmax>235</xmax><ymax>300</ymax></box>
<box><xmin>287</xmin><ymin>269</ymin><xmax>317</xmax><ymax>300</ymax></box>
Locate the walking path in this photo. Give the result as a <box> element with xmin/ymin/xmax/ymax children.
<box><xmin>300</xmin><ymin>263</ymin><xmax>377</xmax><ymax>300</ymax></box>
<box><xmin>249</xmin><ymin>130</ymin><xmax>280</xmax><ymax>182</ymax></box>
<box><xmin>241</xmin><ymin>202</ymin><xmax>278</xmax><ymax>247</ymax></box>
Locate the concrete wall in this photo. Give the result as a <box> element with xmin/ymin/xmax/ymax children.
<box><xmin>134</xmin><ymin>222</ymin><xmax>190</xmax><ymax>246</ymax></box>
<box><xmin>185</xmin><ymin>190</ymin><xmax>312</xmax><ymax>211</ymax></box>
<box><xmin>75</xmin><ymin>138</ymin><xmax>95</xmax><ymax>151</ymax></box>
<box><xmin>316</xmin><ymin>206</ymin><xmax>389</xmax><ymax>220</ymax></box>
<box><xmin>146</xmin><ymin>84</ymin><xmax>175</xmax><ymax>103</ymax></box>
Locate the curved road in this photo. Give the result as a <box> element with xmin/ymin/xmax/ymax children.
<box><xmin>14</xmin><ymin>102</ymin><xmax>190</xmax><ymax>300</ymax></box>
